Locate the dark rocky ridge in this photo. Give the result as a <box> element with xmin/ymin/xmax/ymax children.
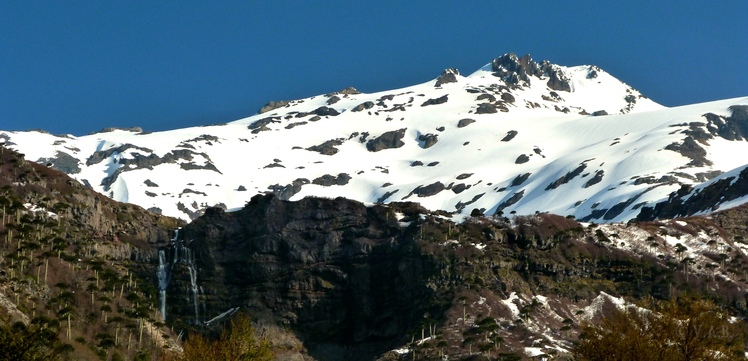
<box><xmin>435</xmin><ymin>68</ymin><xmax>460</xmax><ymax>87</ymax></box>
<box><xmin>491</xmin><ymin>53</ymin><xmax>572</xmax><ymax>91</ymax></box>
<box><xmin>166</xmin><ymin>194</ymin><xmax>748</xmax><ymax>359</ymax></box>
<box><xmin>258</xmin><ymin>100</ymin><xmax>291</xmax><ymax>114</ymax></box>
<box><xmin>92</xmin><ymin>148</ymin><xmax>221</xmax><ymax>191</ymax></box>
<box><xmin>175</xmin><ymin>195</ymin><xmax>442</xmax><ymax>360</ymax></box>
<box><xmin>637</xmin><ymin>166</ymin><xmax>748</xmax><ymax>221</ymax></box>
<box><xmin>702</xmin><ymin>105</ymin><xmax>748</xmax><ymax>141</ymax></box>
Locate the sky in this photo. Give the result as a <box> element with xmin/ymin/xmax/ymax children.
<box><xmin>1</xmin><ymin>1</ymin><xmax>746</xmax><ymax>136</ymax></box>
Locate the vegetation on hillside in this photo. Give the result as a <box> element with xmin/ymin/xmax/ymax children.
<box><xmin>0</xmin><ymin>145</ymin><xmax>182</xmax><ymax>360</ymax></box>
<box><xmin>0</xmin><ymin>315</ymin><xmax>73</xmax><ymax>361</ymax></box>
<box><xmin>163</xmin><ymin>313</ymin><xmax>272</xmax><ymax>361</ymax></box>
<box><xmin>575</xmin><ymin>296</ymin><xmax>745</xmax><ymax>361</ymax></box>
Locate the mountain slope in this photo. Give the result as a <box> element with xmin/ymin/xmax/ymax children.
<box><xmin>0</xmin><ymin>145</ymin><xmax>183</xmax><ymax>360</ymax></box>
<box><xmin>162</xmin><ymin>193</ymin><xmax>748</xmax><ymax>360</ymax></box>
<box><xmin>2</xmin><ymin>53</ymin><xmax>746</xmax><ymax>223</ymax></box>
<box><xmin>3</xmin><ymin>142</ymin><xmax>748</xmax><ymax>360</ymax></box>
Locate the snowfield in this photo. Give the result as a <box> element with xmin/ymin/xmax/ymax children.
<box><xmin>2</xmin><ymin>53</ymin><xmax>747</xmax><ymax>222</ymax></box>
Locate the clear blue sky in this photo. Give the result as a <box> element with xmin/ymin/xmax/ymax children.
<box><xmin>2</xmin><ymin>1</ymin><xmax>746</xmax><ymax>135</ymax></box>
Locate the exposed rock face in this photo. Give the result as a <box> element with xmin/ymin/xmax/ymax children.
<box><xmin>702</xmin><ymin>105</ymin><xmax>748</xmax><ymax>141</ymax></box>
<box><xmin>258</xmin><ymin>100</ymin><xmax>291</xmax><ymax>114</ymax></box>
<box><xmin>421</xmin><ymin>95</ymin><xmax>449</xmax><ymax>107</ymax></box>
<box><xmin>417</xmin><ymin>133</ymin><xmax>439</xmax><ymax>149</ymax></box>
<box><xmin>176</xmin><ymin>195</ymin><xmax>440</xmax><ymax>360</ymax></box>
<box><xmin>37</xmin><ymin>150</ymin><xmax>81</xmax><ymax>174</ymax></box>
<box><xmin>312</xmin><ymin>106</ymin><xmax>340</xmax><ymax>117</ymax></box>
<box><xmin>457</xmin><ymin>118</ymin><xmax>475</xmax><ymax>128</ymax></box>
<box><xmin>88</xmin><ymin>146</ymin><xmax>221</xmax><ymax>191</ymax></box>
<box><xmin>86</xmin><ymin>144</ymin><xmax>152</xmax><ymax>166</ymax></box>
<box><xmin>584</xmin><ymin>170</ymin><xmax>605</xmax><ymax>188</ymax></box>
<box><xmin>665</xmin><ymin>136</ymin><xmax>711</xmax><ymax>167</ymax></box>
<box><xmin>496</xmin><ymin>190</ymin><xmax>525</xmax><ymax>212</ymax></box>
<box><xmin>501</xmin><ymin>93</ymin><xmax>516</xmax><ymax>103</ymax></box>
<box><xmin>248</xmin><ymin>116</ymin><xmax>281</xmax><ymax>132</ymax></box>
<box><xmin>93</xmin><ymin>126</ymin><xmax>144</xmax><ymax>134</ymax></box>
<box><xmin>475</xmin><ymin>103</ymin><xmax>498</xmax><ymax>114</ymax></box>
<box><xmin>434</xmin><ymin>68</ymin><xmax>460</xmax><ymax>87</ymax></box>
<box><xmin>312</xmin><ymin>173</ymin><xmax>351</xmax><ymax>186</ymax></box>
<box><xmin>546</xmin><ymin>68</ymin><xmax>572</xmax><ymax>92</ymax></box>
<box><xmin>501</xmin><ymin>130</ymin><xmax>519</xmax><ymax>142</ymax></box>
<box><xmin>412</xmin><ymin>182</ymin><xmax>445</xmax><ymax>197</ymax></box>
<box><xmin>2</xmin><ymin>144</ymin><xmax>178</xmax><ymax>245</ymax></box>
<box><xmin>352</xmin><ymin>101</ymin><xmax>375</xmax><ymax>112</ymax></box>
<box><xmin>366</xmin><ymin>129</ymin><xmax>406</xmax><ymax>152</ymax></box>
<box><xmin>546</xmin><ymin>164</ymin><xmax>587</xmax><ymax>190</ymax></box>
<box><xmin>637</xmin><ymin>166</ymin><xmax>748</xmax><ymax>221</ymax></box>
<box><xmin>451</xmin><ymin>183</ymin><xmax>469</xmax><ymax>194</ymax></box>
<box><xmin>325</xmin><ymin>87</ymin><xmax>361</xmax><ymax>97</ymax></box>
<box><xmin>306</xmin><ymin>139</ymin><xmax>345</xmax><ymax>155</ymax></box>
<box><xmin>515</xmin><ymin>154</ymin><xmax>530</xmax><ymax>164</ymax></box>
<box><xmin>490</xmin><ymin>53</ymin><xmax>572</xmax><ymax>92</ymax></box>
<box><xmin>267</xmin><ymin>178</ymin><xmax>310</xmax><ymax>200</ymax></box>
<box><xmin>491</xmin><ymin>53</ymin><xmax>539</xmax><ymax>84</ymax></box>
<box><xmin>326</xmin><ymin>95</ymin><xmax>340</xmax><ymax>105</ymax></box>
<box><xmin>511</xmin><ymin>172</ymin><xmax>531</xmax><ymax>187</ymax></box>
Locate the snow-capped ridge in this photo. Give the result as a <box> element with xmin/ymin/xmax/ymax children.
<box><xmin>1</xmin><ymin>53</ymin><xmax>746</xmax><ymax>222</ymax></box>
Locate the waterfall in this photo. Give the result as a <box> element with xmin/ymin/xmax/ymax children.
<box><xmin>156</xmin><ymin>228</ymin><xmax>201</xmax><ymax>324</ymax></box>
<box><xmin>156</xmin><ymin>229</ymin><xmax>180</xmax><ymax>322</ymax></box>
<box><xmin>183</xmin><ymin>246</ymin><xmax>200</xmax><ymax>323</ymax></box>
<box><xmin>156</xmin><ymin>249</ymin><xmax>169</xmax><ymax>321</ymax></box>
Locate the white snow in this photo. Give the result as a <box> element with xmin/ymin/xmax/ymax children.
<box><xmin>501</xmin><ymin>292</ymin><xmax>522</xmax><ymax>319</ymax></box>
<box><xmin>2</xmin><ymin>57</ymin><xmax>747</xmax><ymax>223</ymax></box>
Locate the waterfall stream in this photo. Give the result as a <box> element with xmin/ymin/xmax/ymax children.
<box><xmin>157</xmin><ymin>249</ymin><xmax>169</xmax><ymax>320</ymax></box>
<box><xmin>182</xmin><ymin>245</ymin><xmax>200</xmax><ymax>323</ymax></box>
<box><xmin>156</xmin><ymin>228</ymin><xmax>201</xmax><ymax>323</ymax></box>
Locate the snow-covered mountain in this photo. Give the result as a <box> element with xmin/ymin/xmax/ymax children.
<box><xmin>2</xmin><ymin>53</ymin><xmax>747</xmax><ymax>222</ymax></box>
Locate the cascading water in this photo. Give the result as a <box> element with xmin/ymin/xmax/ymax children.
<box><xmin>156</xmin><ymin>249</ymin><xmax>169</xmax><ymax>321</ymax></box>
<box><xmin>183</xmin><ymin>246</ymin><xmax>200</xmax><ymax>323</ymax></box>
<box><xmin>155</xmin><ymin>228</ymin><xmax>202</xmax><ymax>324</ymax></box>
<box><xmin>156</xmin><ymin>229</ymin><xmax>181</xmax><ymax>321</ymax></box>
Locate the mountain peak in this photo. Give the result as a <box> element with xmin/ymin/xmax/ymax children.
<box><xmin>8</xmin><ymin>53</ymin><xmax>745</xmax><ymax>225</ymax></box>
<box><xmin>434</xmin><ymin>68</ymin><xmax>461</xmax><ymax>87</ymax></box>
<box><xmin>488</xmin><ymin>53</ymin><xmax>572</xmax><ymax>91</ymax></box>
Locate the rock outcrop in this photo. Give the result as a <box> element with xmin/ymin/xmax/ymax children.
<box><xmin>435</xmin><ymin>68</ymin><xmax>460</xmax><ymax>87</ymax></box>
<box><xmin>175</xmin><ymin>195</ymin><xmax>440</xmax><ymax>360</ymax></box>
<box><xmin>366</xmin><ymin>129</ymin><xmax>407</xmax><ymax>152</ymax></box>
